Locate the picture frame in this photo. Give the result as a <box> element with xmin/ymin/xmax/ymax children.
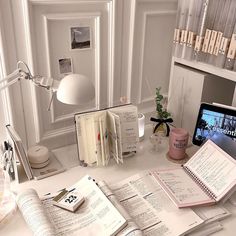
<box><xmin>70</xmin><ymin>26</ymin><xmax>91</xmax><ymax>50</ymax></box>
<box><xmin>58</xmin><ymin>58</ymin><xmax>73</xmax><ymax>75</ymax></box>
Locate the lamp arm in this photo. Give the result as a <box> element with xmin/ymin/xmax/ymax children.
<box><xmin>47</xmin><ymin>92</ymin><xmax>55</xmax><ymax>111</ymax></box>
<box><xmin>0</xmin><ymin>69</ymin><xmax>21</xmax><ymax>84</ymax></box>
<box><xmin>0</xmin><ymin>77</ymin><xmax>21</xmax><ymax>91</ymax></box>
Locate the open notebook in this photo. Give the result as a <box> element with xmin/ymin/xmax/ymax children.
<box><xmin>152</xmin><ymin>140</ymin><xmax>236</xmax><ymax>208</ymax></box>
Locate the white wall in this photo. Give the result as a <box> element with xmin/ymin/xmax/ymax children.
<box><xmin>0</xmin><ymin>0</ymin><xmax>177</xmax><ymax>150</ymax></box>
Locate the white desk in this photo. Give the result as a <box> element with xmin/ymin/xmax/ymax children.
<box><xmin>1</xmin><ymin>125</ymin><xmax>236</xmax><ymax>235</ymax></box>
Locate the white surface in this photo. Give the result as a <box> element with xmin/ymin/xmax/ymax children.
<box><xmin>0</xmin><ymin>125</ymin><xmax>236</xmax><ymax>236</ymax></box>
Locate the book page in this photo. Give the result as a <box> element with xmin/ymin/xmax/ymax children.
<box><xmin>107</xmin><ymin>111</ymin><xmax>122</xmax><ymax>163</ymax></box>
<box><xmin>91</xmin><ymin>112</ymin><xmax>103</xmax><ymax>166</ymax></box>
<box><xmin>83</xmin><ymin>115</ymin><xmax>97</xmax><ymax>165</ymax></box>
<box><xmin>17</xmin><ymin>176</ymin><xmax>127</xmax><ymax>236</ymax></box>
<box><xmin>109</xmin><ymin>105</ymin><xmax>138</xmax><ymax>153</ymax></box>
<box><xmin>79</xmin><ymin>115</ymin><xmax>90</xmax><ymax>163</ymax></box>
<box><xmin>152</xmin><ymin>168</ymin><xmax>214</xmax><ymax>208</ymax></box>
<box><xmin>16</xmin><ymin>189</ymin><xmax>56</xmax><ymax>236</ymax></box>
<box><xmin>193</xmin><ymin>205</ymin><xmax>230</xmax><ymax>224</ymax></box>
<box><xmin>188</xmin><ymin>222</ymin><xmax>223</xmax><ymax>236</ymax></box>
<box><xmin>113</xmin><ymin>114</ymin><xmax>123</xmax><ymax>161</ymax></box>
<box><xmin>99</xmin><ymin>112</ymin><xmax>110</xmax><ymax>166</ymax></box>
<box><xmin>98</xmin><ymin>181</ymin><xmax>143</xmax><ymax>236</ymax></box>
<box><xmin>185</xmin><ymin>140</ymin><xmax>236</xmax><ymax>201</ymax></box>
<box><xmin>44</xmin><ymin>175</ymin><xmax>127</xmax><ymax>236</ymax></box>
<box><xmin>77</xmin><ymin>112</ymin><xmax>105</xmax><ymax>166</ymax></box>
<box><xmin>75</xmin><ymin>115</ymin><xmax>86</xmax><ymax>163</ymax></box>
<box><xmin>110</xmin><ymin>172</ymin><xmax>204</xmax><ymax>236</ymax></box>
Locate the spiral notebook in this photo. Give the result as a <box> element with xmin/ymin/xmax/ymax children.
<box><xmin>151</xmin><ymin>140</ymin><xmax>236</xmax><ymax>208</ymax></box>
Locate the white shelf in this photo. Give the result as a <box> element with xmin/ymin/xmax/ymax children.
<box><xmin>173</xmin><ymin>57</ymin><xmax>236</xmax><ymax>83</ymax></box>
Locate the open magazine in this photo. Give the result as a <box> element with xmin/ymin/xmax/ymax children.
<box><xmin>16</xmin><ymin>173</ymin><xmax>231</xmax><ymax>236</ymax></box>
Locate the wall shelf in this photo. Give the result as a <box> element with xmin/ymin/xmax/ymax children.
<box><xmin>173</xmin><ymin>57</ymin><xmax>236</xmax><ymax>83</ymax></box>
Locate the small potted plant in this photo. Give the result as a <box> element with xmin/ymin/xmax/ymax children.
<box><xmin>150</xmin><ymin>87</ymin><xmax>173</xmax><ymax>136</ymax></box>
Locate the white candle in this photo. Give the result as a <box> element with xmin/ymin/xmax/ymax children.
<box><xmin>138</xmin><ymin>113</ymin><xmax>145</xmax><ymax>141</ymax></box>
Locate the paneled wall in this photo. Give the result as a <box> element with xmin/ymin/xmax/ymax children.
<box><xmin>0</xmin><ymin>0</ymin><xmax>177</xmax><ymax>150</ymax></box>
<box><xmin>130</xmin><ymin>0</ymin><xmax>176</xmax><ymax>107</ymax></box>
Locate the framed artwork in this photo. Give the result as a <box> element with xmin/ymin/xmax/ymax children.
<box><xmin>70</xmin><ymin>26</ymin><xmax>91</xmax><ymax>50</ymax></box>
<box><xmin>58</xmin><ymin>58</ymin><xmax>73</xmax><ymax>75</ymax></box>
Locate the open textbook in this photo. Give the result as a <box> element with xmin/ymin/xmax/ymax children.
<box><xmin>16</xmin><ymin>172</ymin><xmax>231</xmax><ymax>236</ymax></box>
<box><xmin>75</xmin><ymin>104</ymin><xmax>138</xmax><ymax>166</ymax></box>
<box><xmin>108</xmin><ymin>171</ymin><xmax>230</xmax><ymax>236</ymax></box>
<box><xmin>16</xmin><ymin>175</ymin><xmax>131</xmax><ymax>236</ymax></box>
<box><xmin>151</xmin><ymin>140</ymin><xmax>236</xmax><ymax>208</ymax></box>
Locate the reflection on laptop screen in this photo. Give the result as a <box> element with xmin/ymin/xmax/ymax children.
<box><xmin>192</xmin><ymin>103</ymin><xmax>236</xmax><ymax>158</ymax></box>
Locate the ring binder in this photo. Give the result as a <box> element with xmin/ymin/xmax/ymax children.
<box><xmin>183</xmin><ymin>165</ymin><xmax>217</xmax><ymax>200</ymax></box>
<box><xmin>151</xmin><ymin>140</ymin><xmax>236</xmax><ymax>208</ymax></box>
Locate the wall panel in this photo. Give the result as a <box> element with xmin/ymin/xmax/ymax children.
<box><xmin>23</xmin><ymin>0</ymin><xmax>117</xmax><ymax>148</ymax></box>
<box><xmin>130</xmin><ymin>0</ymin><xmax>177</xmax><ymax>113</ymax></box>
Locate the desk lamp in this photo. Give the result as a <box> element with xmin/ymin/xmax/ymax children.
<box><xmin>0</xmin><ymin>61</ymin><xmax>95</xmax><ymax>107</ymax></box>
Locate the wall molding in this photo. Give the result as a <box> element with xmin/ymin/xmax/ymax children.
<box><xmin>138</xmin><ymin>10</ymin><xmax>176</xmax><ymax>104</ymax></box>
<box><xmin>30</xmin><ymin>0</ymin><xmax>111</xmax><ymax>5</ymax></box>
<box><xmin>43</xmin><ymin>12</ymin><xmax>101</xmax><ymax>123</ymax></box>
<box><xmin>41</xmin><ymin>124</ymin><xmax>75</xmax><ymax>141</ymax></box>
<box><xmin>23</xmin><ymin>0</ymin><xmax>42</xmax><ymax>143</ymax></box>
<box><xmin>127</xmin><ymin>0</ymin><xmax>136</xmax><ymax>102</ymax></box>
<box><xmin>21</xmin><ymin>0</ymin><xmax>116</xmax><ymax>146</ymax></box>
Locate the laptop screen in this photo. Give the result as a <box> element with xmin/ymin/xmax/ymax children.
<box><xmin>192</xmin><ymin>103</ymin><xmax>236</xmax><ymax>158</ymax></box>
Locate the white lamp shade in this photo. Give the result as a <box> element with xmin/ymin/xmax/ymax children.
<box><xmin>56</xmin><ymin>74</ymin><xmax>95</xmax><ymax>105</ymax></box>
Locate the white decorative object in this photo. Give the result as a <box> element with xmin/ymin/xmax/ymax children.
<box><xmin>57</xmin><ymin>74</ymin><xmax>95</xmax><ymax>105</ymax></box>
<box><xmin>138</xmin><ymin>113</ymin><xmax>145</xmax><ymax>141</ymax></box>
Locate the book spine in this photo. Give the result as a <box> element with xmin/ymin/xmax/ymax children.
<box><xmin>183</xmin><ymin>165</ymin><xmax>217</xmax><ymax>200</ymax></box>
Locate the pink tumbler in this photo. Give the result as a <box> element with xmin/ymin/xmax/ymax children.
<box><xmin>168</xmin><ymin>128</ymin><xmax>189</xmax><ymax>160</ymax></box>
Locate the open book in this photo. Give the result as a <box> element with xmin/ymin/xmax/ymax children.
<box><xmin>16</xmin><ymin>175</ymin><xmax>141</xmax><ymax>236</ymax></box>
<box><xmin>151</xmin><ymin>140</ymin><xmax>236</xmax><ymax>208</ymax></box>
<box><xmin>108</xmin><ymin>171</ymin><xmax>231</xmax><ymax>236</ymax></box>
<box><xmin>75</xmin><ymin>104</ymin><xmax>138</xmax><ymax>166</ymax></box>
<box><xmin>16</xmin><ymin>172</ymin><xmax>231</xmax><ymax>236</ymax></box>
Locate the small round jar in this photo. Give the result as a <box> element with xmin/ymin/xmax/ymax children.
<box><xmin>27</xmin><ymin>145</ymin><xmax>50</xmax><ymax>169</ymax></box>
